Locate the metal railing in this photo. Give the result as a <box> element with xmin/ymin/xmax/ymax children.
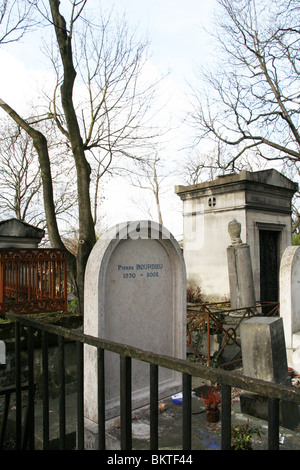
<box><xmin>3</xmin><ymin>311</ymin><xmax>300</xmax><ymax>450</ymax></box>
<box><xmin>187</xmin><ymin>301</ymin><xmax>280</xmax><ymax>366</ymax></box>
<box><xmin>0</xmin><ymin>249</ymin><xmax>68</xmax><ymax>316</ymax></box>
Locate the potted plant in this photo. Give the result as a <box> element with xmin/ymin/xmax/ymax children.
<box><xmin>231</xmin><ymin>420</ymin><xmax>263</xmax><ymax>450</ymax></box>
<box><xmin>201</xmin><ymin>388</ymin><xmax>221</xmax><ymax>424</ymax></box>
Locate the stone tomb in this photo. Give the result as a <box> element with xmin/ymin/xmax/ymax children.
<box><xmin>83</xmin><ymin>221</ymin><xmax>186</xmax><ymax>446</ymax></box>
<box><xmin>175</xmin><ymin>169</ymin><xmax>297</xmax><ymax>302</ymax></box>
<box><xmin>0</xmin><ymin>218</ymin><xmax>45</xmax><ymax>248</ymax></box>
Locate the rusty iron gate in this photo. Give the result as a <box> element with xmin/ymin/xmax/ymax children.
<box><xmin>0</xmin><ymin>248</ymin><xmax>68</xmax><ymax>317</ymax></box>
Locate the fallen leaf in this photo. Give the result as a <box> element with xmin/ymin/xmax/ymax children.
<box><xmin>158</xmin><ymin>403</ymin><xmax>166</xmax><ymax>413</ymax></box>
<box><xmin>113</xmin><ymin>418</ymin><xmax>120</xmax><ymax>428</ymax></box>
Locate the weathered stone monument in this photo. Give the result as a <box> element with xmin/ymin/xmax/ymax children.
<box><xmin>83</xmin><ymin>220</ymin><xmax>186</xmax><ymax>448</ymax></box>
<box><xmin>280</xmin><ymin>245</ymin><xmax>300</xmax><ymax>374</ymax></box>
<box><xmin>227</xmin><ymin>219</ymin><xmax>256</xmax><ymax>313</ymax></box>
<box><xmin>240</xmin><ymin>317</ymin><xmax>299</xmax><ymax>429</ymax></box>
<box><xmin>175</xmin><ymin>169</ymin><xmax>297</xmax><ymax>302</ymax></box>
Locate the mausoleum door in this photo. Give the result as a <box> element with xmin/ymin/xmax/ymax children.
<box><xmin>259</xmin><ymin>230</ymin><xmax>279</xmax><ymax>312</ymax></box>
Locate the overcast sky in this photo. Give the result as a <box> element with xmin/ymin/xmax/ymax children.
<box><xmin>0</xmin><ymin>0</ymin><xmax>218</xmax><ymax>238</ymax></box>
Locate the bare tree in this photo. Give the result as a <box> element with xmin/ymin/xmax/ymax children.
<box><xmin>183</xmin><ymin>145</ymin><xmax>227</xmax><ymax>185</ymax></box>
<box><xmin>0</xmin><ymin>0</ymin><xmax>36</xmax><ymax>44</ymax></box>
<box><xmin>0</xmin><ymin>125</ymin><xmax>42</xmax><ymax>221</ymax></box>
<box><xmin>189</xmin><ymin>0</ymin><xmax>300</xmax><ymax>172</ymax></box>
<box><xmin>44</xmin><ymin>8</ymin><xmax>159</xmax><ymax>224</ymax></box>
<box><xmin>183</xmin><ymin>145</ymin><xmax>269</xmax><ymax>185</ymax></box>
<box><xmin>129</xmin><ymin>153</ymin><xmax>170</xmax><ymax>225</ymax></box>
<box><xmin>0</xmin><ymin>99</ymin><xmax>66</xmax><ymax>249</ymax></box>
<box><xmin>0</xmin><ymin>1</ymin><xmax>161</xmax><ymax>311</ymax></box>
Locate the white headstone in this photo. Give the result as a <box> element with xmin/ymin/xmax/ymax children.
<box><xmin>280</xmin><ymin>245</ymin><xmax>300</xmax><ymax>372</ymax></box>
<box><xmin>280</xmin><ymin>245</ymin><xmax>300</xmax><ymax>347</ymax></box>
<box><xmin>84</xmin><ymin>221</ymin><xmax>186</xmax><ymax>426</ymax></box>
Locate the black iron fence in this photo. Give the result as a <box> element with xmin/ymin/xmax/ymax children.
<box><xmin>3</xmin><ymin>311</ymin><xmax>300</xmax><ymax>450</ymax></box>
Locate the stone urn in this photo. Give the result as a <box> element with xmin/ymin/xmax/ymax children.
<box><xmin>228</xmin><ymin>219</ymin><xmax>242</xmax><ymax>245</ymax></box>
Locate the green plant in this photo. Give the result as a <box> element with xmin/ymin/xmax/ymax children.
<box><xmin>0</xmin><ymin>317</ymin><xmax>9</xmax><ymax>323</ymax></box>
<box><xmin>201</xmin><ymin>388</ymin><xmax>221</xmax><ymax>410</ymax></box>
<box><xmin>231</xmin><ymin>420</ymin><xmax>263</xmax><ymax>450</ymax></box>
<box><xmin>68</xmin><ymin>298</ymin><xmax>79</xmax><ymax>313</ymax></box>
<box><xmin>292</xmin><ymin>233</ymin><xmax>300</xmax><ymax>246</ymax></box>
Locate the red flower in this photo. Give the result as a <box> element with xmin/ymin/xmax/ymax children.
<box><xmin>201</xmin><ymin>388</ymin><xmax>221</xmax><ymax>410</ymax></box>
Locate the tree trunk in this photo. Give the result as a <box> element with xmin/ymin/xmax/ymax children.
<box><xmin>49</xmin><ymin>0</ymin><xmax>96</xmax><ymax>312</ymax></box>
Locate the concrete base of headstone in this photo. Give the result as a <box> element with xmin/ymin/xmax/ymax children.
<box><xmin>290</xmin><ymin>331</ymin><xmax>300</xmax><ymax>374</ymax></box>
<box><xmin>285</xmin><ymin>331</ymin><xmax>300</xmax><ymax>375</ymax></box>
<box><xmin>240</xmin><ymin>392</ymin><xmax>300</xmax><ymax>431</ymax></box>
<box><xmin>240</xmin><ymin>317</ymin><xmax>299</xmax><ymax>430</ymax></box>
<box><xmin>84</xmin><ymin>417</ymin><xmax>122</xmax><ymax>450</ymax></box>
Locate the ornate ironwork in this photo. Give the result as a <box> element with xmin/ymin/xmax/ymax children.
<box><xmin>187</xmin><ymin>301</ymin><xmax>279</xmax><ymax>366</ymax></box>
<box><xmin>0</xmin><ymin>248</ymin><xmax>68</xmax><ymax>316</ymax></box>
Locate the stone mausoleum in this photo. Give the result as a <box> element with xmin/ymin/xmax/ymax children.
<box><xmin>175</xmin><ymin>169</ymin><xmax>298</xmax><ymax>303</ymax></box>
<box><xmin>0</xmin><ymin>218</ymin><xmax>45</xmax><ymax>248</ymax></box>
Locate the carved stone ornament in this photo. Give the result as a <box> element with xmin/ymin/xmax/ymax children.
<box><xmin>228</xmin><ymin>219</ymin><xmax>243</xmax><ymax>245</ymax></box>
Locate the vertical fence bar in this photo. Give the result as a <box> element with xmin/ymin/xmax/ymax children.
<box><xmin>15</xmin><ymin>262</ymin><xmax>19</xmax><ymax>304</ymax></box>
<box><xmin>26</xmin><ymin>326</ymin><xmax>35</xmax><ymax>450</ymax></box>
<box><xmin>42</xmin><ymin>330</ymin><xmax>50</xmax><ymax>450</ymax></box>
<box><xmin>27</xmin><ymin>261</ymin><xmax>31</xmax><ymax>302</ymax></box>
<box><xmin>63</xmin><ymin>255</ymin><xmax>68</xmax><ymax>312</ymax></box>
<box><xmin>97</xmin><ymin>347</ymin><xmax>105</xmax><ymax>450</ymax></box>
<box><xmin>58</xmin><ymin>335</ymin><xmax>66</xmax><ymax>450</ymax></box>
<box><xmin>150</xmin><ymin>364</ymin><xmax>158</xmax><ymax>450</ymax></box>
<box><xmin>120</xmin><ymin>355</ymin><xmax>132</xmax><ymax>450</ymax></box>
<box><xmin>15</xmin><ymin>321</ymin><xmax>22</xmax><ymax>450</ymax></box>
<box><xmin>76</xmin><ymin>341</ymin><xmax>84</xmax><ymax>450</ymax></box>
<box><xmin>0</xmin><ymin>258</ymin><xmax>5</xmax><ymax>316</ymax></box>
<box><xmin>0</xmin><ymin>390</ymin><xmax>11</xmax><ymax>449</ymax></box>
<box><xmin>268</xmin><ymin>397</ymin><xmax>280</xmax><ymax>450</ymax></box>
<box><xmin>206</xmin><ymin>315</ymin><xmax>210</xmax><ymax>367</ymax></box>
<box><xmin>221</xmin><ymin>383</ymin><xmax>232</xmax><ymax>450</ymax></box>
<box><xmin>182</xmin><ymin>373</ymin><xmax>192</xmax><ymax>450</ymax></box>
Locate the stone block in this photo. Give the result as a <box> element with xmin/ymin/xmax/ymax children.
<box><xmin>240</xmin><ymin>316</ymin><xmax>299</xmax><ymax>430</ymax></box>
<box><xmin>240</xmin><ymin>317</ymin><xmax>288</xmax><ymax>383</ymax></box>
